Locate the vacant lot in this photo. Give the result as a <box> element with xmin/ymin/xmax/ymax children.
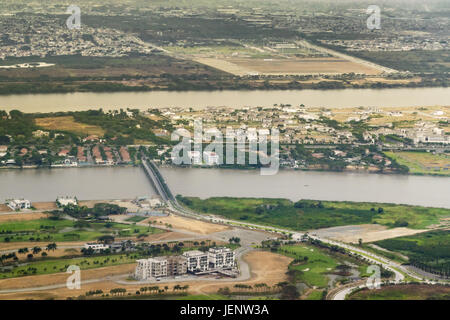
<box><xmin>0</xmin><ymin>212</ymin><xmax>48</xmax><ymax>223</ymax></box>
<box><xmin>195</xmin><ymin>57</ymin><xmax>381</xmax><ymax>76</ymax></box>
<box><xmin>35</xmin><ymin>116</ymin><xmax>105</xmax><ymax>136</ymax></box>
<box><xmin>226</xmin><ymin>57</ymin><xmax>381</xmax><ymax>75</ymax></box>
<box><xmin>313</xmin><ymin>224</ymin><xmax>428</xmax><ymax>244</ymax></box>
<box><xmin>143</xmin><ymin>214</ymin><xmax>230</xmax><ymax>235</ymax></box>
<box><xmin>385</xmin><ymin>151</ymin><xmax>450</xmax><ymax>176</ymax></box>
<box><xmin>349</xmin><ymin>284</ymin><xmax>450</xmax><ymax>300</ymax></box>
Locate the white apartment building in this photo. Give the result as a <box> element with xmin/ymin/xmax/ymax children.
<box><xmin>183</xmin><ymin>250</ymin><xmax>209</xmax><ymax>273</ymax></box>
<box><xmin>203</xmin><ymin>151</ymin><xmax>220</xmax><ymax>165</ymax></box>
<box><xmin>208</xmin><ymin>247</ymin><xmax>236</xmax><ymax>269</ymax></box>
<box><xmin>135</xmin><ymin>257</ymin><xmax>168</xmax><ymax>280</ymax></box>
<box><xmin>7</xmin><ymin>199</ymin><xmax>31</xmax><ymax>211</ymax></box>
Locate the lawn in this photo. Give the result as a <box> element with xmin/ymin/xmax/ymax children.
<box><xmin>385</xmin><ymin>151</ymin><xmax>450</xmax><ymax>176</ymax></box>
<box><xmin>305</xmin><ymin>289</ymin><xmax>325</xmax><ymax>300</ymax></box>
<box><xmin>348</xmin><ymin>284</ymin><xmax>450</xmax><ymax>300</ymax></box>
<box><xmin>0</xmin><ymin>218</ymin><xmax>162</xmax><ymax>243</ymax></box>
<box><xmin>178</xmin><ymin>196</ymin><xmax>450</xmax><ymax>230</ymax></box>
<box><xmin>375</xmin><ymin>230</ymin><xmax>450</xmax><ymax>275</ymax></box>
<box><xmin>278</xmin><ymin>245</ymin><xmax>339</xmax><ymax>288</ymax></box>
<box><xmin>0</xmin><ymin>253</ymin><xmax>138</xmax><ymax>279</ymax></box>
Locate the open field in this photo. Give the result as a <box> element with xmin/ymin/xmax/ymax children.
<box><xmin>178</xmin><ymin>196</ymin><xmax>450</xmax><ymax>231</ymax></box>
<box><xmin>375</xmin><ymin>229</ymin><xmax>450</xmax><ymax>275</ymax></box>
<box><xmin>194</xmin><ymin>57</ymin><xmax>381</xmax><ymax>76</ymax></box>
<box><xmin>0</xmin><ymin>252</ymin><xmax>140</xmax><ymax>279</ymax></box>
<box><xmin>385</xmin><ymin>151</ymin><xmax>450</xmax><ymax>176</ymax></box>
<box><xmin>143</xmin><ymin>214</ymin><xmax>230</xmax><ymax>235</ymax></box>
<box><xmin>0</xmin><ymin>212</ymin><xmax>48</xmax><ymax>223</ymax></box>
<box><xmin>313</xmin><ymin>224</ymin><xmax>428</xmax><ymax>244</ymax></box>
<box><xmin>0</xmin><ymin>205</ymin><xmax>12</xmax><ymax>213</ymax></box>
<box><xmin>0</xmin><ymin>218</ymin><xmax>163</xmax><ymax>243</ymax></box>
<box><xmin>225</xmin><ymin>57</ymin><xmax>381</xmax><ymax>75</ymax></box>
<box><xmin>0</xmin><ymin>250</ymin><xmax>291</xmax><ymax>300</ymax></box>
<box><xmin>350</xmin><ymin>50</ymin><xmax>450</xmax><ymax>73</ymax></box>
<box><xmin>35</xmin><ymin>116</ymin><xmax>105</xmax><ymax>136</ymax></box>
<box><xmin>0</xmin><ymin>263</ymin><xmax>136</xmax><ymax>291</ymax></box>
<box><xmin>348</xmin><ymin>284</ymin><xmax>450</xmax><ymax>300</ymax></box>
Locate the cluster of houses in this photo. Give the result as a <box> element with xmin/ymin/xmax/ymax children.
<box><xmin>135</xmin><ymin>247</ymin><xmax>236</xmax><ymax>280</ymax></box>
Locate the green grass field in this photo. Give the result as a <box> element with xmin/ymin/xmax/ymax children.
<box><xmin>375</xmin><ymin>230</ymin><xmax>450</xmax><ymax>275</ymax></box>
<box><xmin>348</xmin><ymin>284</ymin><xmax>450</xmax><ymax>300</ymax></box>
<box><xmin>0</xmin><ymin>218</ymin><xmax>163</xmax><ymax>243</ymax></box>
<box><xmin>0</xmin><ymin>253</ymin><xmax>138</xmax><ymax>279</ymax></box>
<box><xmin>385</xmin><ymin>151</ymin><xmax>450</xmax><ymax>176</ymax></box>
<box><xmin>178</xmin><ymin>196</ymin><xmax>450</xmax><ymax>230</ymax></box>
<box><xmin>279</xmin><ymin>245</ymin><xmax>339</xmax><ymax>288</ymax></box>
<box><xmin>305</xmin><ymin>290</ymin><xmax>325</xmax><ymax>300</ymax></box>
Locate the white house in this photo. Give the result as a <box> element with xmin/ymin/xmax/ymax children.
<box><xmin>56</xmin><ymin>196</ymin><xmax>78</xmax><ymax>207</ymax></box>
<box><xmin>84</xmin><ymin>243</ymin><xmax>109</xmax><ymax>252</ymax></box>
<box><xmin>7</xmin><ymin>199</ymin><xmax>31</xmax><ymax>211</ymax></box>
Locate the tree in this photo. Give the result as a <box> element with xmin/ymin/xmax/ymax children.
<box><xmin>32</xmin><ymin>246</ymin><xmax>42</xmax><ymax>254</ymax></box>
<box><xmin>46</xmin><ymin>243</ymin><xmax>57</xmax><ymax>251</ymax></box>
<box><xmin>280</xmin><ymin>285</ymin><xmax>299</xmax><ymax>300</ymax></box>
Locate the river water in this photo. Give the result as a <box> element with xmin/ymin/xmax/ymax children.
<box><xmin>0</xmin><ymin>167</ymin><xmax>449</xmax><ymax>208</ymax></box>
<box><xmin>0</xmin><ymin>87</ymin><xmax>449</xmax><ymax>112</ymax></box>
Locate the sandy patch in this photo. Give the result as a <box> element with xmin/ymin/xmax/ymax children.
<box><xmin>144</xmin><ymin>214</ymin><xmax>230</xmax><ymax>235</ymax></box>
<box><xmin>313</xmin><ymin>224</ymin><xmax>428</xmax><ymax>243</ymax></box>
<box><xmin>0</xmin><ymin>204</ymin><xmax>12</xmax><ymax>213</ymax></box>
<box><xmin>0</xmin><ymin>264</ymin><xmax>135</xmax><ymax>291</ymax></box>
<box><xmin>0</xmin><ymin>212</ymin><xmax>48</xmax><ymax>223</ymax></box>
<box><xmin>32</xmin><ymin>202</ymin><xmax>58</xmax><ymax>211</ymax></box>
